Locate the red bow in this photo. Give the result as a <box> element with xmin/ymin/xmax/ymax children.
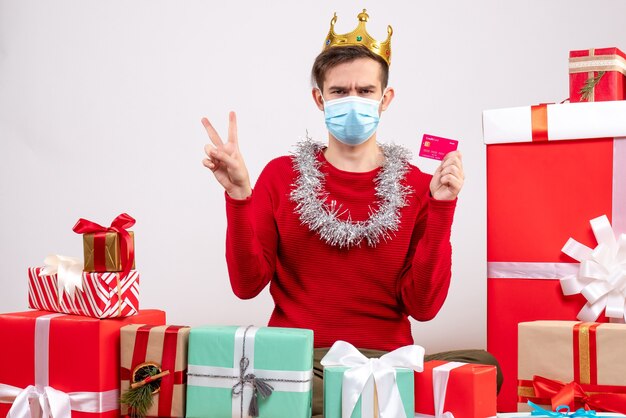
<box><xmin>532</xmin><ymin>375</ymin><xmax>626</xmax><ymax>414</ymax></box>
<box><xmin>72</xmin><ymin>213</ymin><xmax>135</xmax><ymax>282</ymax></box>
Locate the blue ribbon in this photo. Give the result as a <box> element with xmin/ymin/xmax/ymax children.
<box><xmin>529</xmin><ymin>401</ymin><xmax>597</xmax><ymax>417</ymax></box>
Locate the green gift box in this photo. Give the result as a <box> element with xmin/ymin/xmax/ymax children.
<box><xmin>321</xmin><ymin>341</ymin><xmax>422</xmax><ymax>418</ymax></box>
<box><xmin>186</xmin><ymin>325</ymin><xmax>313</xmax><ymax>418</ymax></box>
<box><xmin>323</xmin><ymin>367</ymin><xmax>414</xmax><ymax>418</ymax></box>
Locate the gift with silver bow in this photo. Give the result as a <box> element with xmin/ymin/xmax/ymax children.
<box><xmin>186</xmin><ymin>325</ymin><xmax>313</xmax><ymax>418</ymax></box>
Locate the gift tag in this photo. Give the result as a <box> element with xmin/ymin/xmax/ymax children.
<box><xmin>419</xmin><ymin>134</ymin><xmax>459</xmax><ymax>160</ymax></box>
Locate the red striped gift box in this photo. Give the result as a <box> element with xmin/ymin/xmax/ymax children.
<box><xmin>28</xmin><ymin>266</ymin><xmax>139</xmax><ymax>319</ymax></box>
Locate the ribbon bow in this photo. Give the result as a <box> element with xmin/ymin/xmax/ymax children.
<box><xmin>321</xmin><ymin>340</ymin><xmax>424</xmax><ymax>418</ymax></box>
<box><xmin>532</xmin><ymin>375</ymin><xmax>626</xmax><ymax>414</ymax></box>
<box><xmin>231</xmin><ymin>356</ymin><xmax>274</xmax><ymax>417</ymax></box>
<box><xmin>560</xmin><ymin>215</ymin><xmax>626</xmax><ymax>322</ymax></box>
<box><xmin>3</xmin><ymin>384</ymin><xmax>72</xmax><ymax>418</ymax></box>
<box><xmin>529</xmin><ymin>400</ymin><xmax>597</xmax><ymax>417</ymax></box>
<box><xmin>72</xmin><ymin>213</ymin><xmax>135</xmax><ymax>281</ymax></box>
<box><xmin>39</xmin><ymin>255</ymin><xmax>84</xmax><ymax>300</ymax></box>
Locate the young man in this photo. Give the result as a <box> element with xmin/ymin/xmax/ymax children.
<box><xmin>202</xmin><ymin>9</ymin><xmax>500</xmax><ymax>416</ymax></box>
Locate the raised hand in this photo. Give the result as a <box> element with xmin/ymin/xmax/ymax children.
<box><xmin>430</xmin><ymin>151</ymin><xmax>464</xmax><ymax>201</ymax></box>
<box><xmin>202</xmin><ymin>111</ymin><xmax>252</xmax><ymax>200</ymax></box>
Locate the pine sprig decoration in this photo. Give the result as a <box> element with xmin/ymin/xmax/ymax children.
<box><xmin>120</xmin><ymin>364</ymin><xmax>162</xmax><ymax>418</ymax></box>
<box><xmin>579</xmin><ymin>71</ymin><xmax>605</xmax><ymax>101</ymax></box>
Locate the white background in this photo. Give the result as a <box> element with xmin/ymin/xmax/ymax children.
<box><xmin>1</xmin><ymin>0</ymin><xmax>625</xmax><ymax>353</ymax></box>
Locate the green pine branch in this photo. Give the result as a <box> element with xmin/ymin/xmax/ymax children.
<box><xmin>120</xmin><ymin>365</ymin><xmax>160</xmax><ymax>418</ymax></box>
<box><xmin>579</xmin><ymin>71</ymin><xmax>605</xmax><ymax>101</ymax></box>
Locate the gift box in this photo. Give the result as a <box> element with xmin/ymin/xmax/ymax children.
<box><xmin>73</xmin><ymin>213</ymin><xmax>136</xmax><ymax>273</ymax></box>
<box><xmin>517</xmin><ymin>321</ymin><xmax>626</xmax><ymax>414</ymax></box>
<box><xmin>414</xmin><ymin>360</ymin><xmax>497</xmax><ymax>418</ymax></box>
<box><xmin>498</xmin><ymin>412</ymin><xmax>625</xmax><ymax>417</ymax></box>
<box><xmin>322</xmin><ymin>341</ymin><xmax>422</xmax><ymax>418</ymax></box>
<box><xmin>569</xmin><ymin>47</ymin><xmax>626</xmax><ymax>102</ymax></box>
<box><xmin>28</xmin><ymin>266</ymin><xmax>139</xmax><ymax>318</ymax></box>
<box><xmin>186</xmin><ymin>325</ymin><xmax>313</xmax><ymax>418</ymax></box>
<box><xmin>120</xmin><ymin>324</ymin><xmax>190</xmax><ymax>417</ymax></box>
<box><xmin>482</xmin><ymin>100</ymin><xmax>626</xmax><ymax>411</ymax></box>
<box><xmin>0</xmin><ymin>309</ymin><xmax>166</xmax><ymax>418</ymax></box>
<box><xmin>324</xmin><ymin>367</ymin><xmax>413</xmax><ymax>418</ymax></box>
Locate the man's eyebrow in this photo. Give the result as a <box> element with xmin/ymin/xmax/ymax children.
<box><xmin>356</xmin><ymin>84</ymin><xmax>377</xmax><ymax>90</ymax></box>
<box><xmin>327</xmin><ymin>85</ymin><xmax>348</xmax><ymax>90</ymax></box>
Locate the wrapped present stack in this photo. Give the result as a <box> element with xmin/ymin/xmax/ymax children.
<box><xmin>28</xmin><ymin>213</ymin><xmax>139</xmax><ymax>318</ymax></box>
<box><xmin>483</xmin><ymin>47</ymin><xmax>626</xmax><ymax>413</ymax></box>
<box><xmin>0</xmin><ymin>213</ymin><xmax>169</xmax><ymax>418</ymax></box>
<box><xmin>0</xmin><ymin>212</ymin><xmax>319</xmax><ymax>418</ymax></box>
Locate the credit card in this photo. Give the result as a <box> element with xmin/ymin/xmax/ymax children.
<box><xmin>419</xmin><ymin>134</ymin><xmax>459</xmax><ymax>160</ymax></box>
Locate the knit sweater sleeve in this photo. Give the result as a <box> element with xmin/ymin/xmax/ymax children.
<box><xmin>398</xmin><ymin>188</ymin><xmax>457</xmax><ymax>321</ymax></box>
<box><xmin>224</xmin><ymin>160</ymin><xmax>281</xmax><ymax>299</ymax></box>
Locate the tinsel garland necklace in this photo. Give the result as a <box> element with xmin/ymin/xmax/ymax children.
<box><xmin>290</xmin><ymin>139</ymin><xmax>412</xmax><ymax>248</ymax></box>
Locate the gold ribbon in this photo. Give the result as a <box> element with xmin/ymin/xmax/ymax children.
<box><xmin>577</xmin><ymin>323</ymin><xmax>591</xmax><ymax>385</ymax></box>
<box><xmin>116</xmin><ymin>275</ymin><xmax>123</xmax><ymax>317</ymax></box>
<box><xmin>569</xmin><ymin>53</ymin><xmax>626</xmax><ymax>75</ymax></box>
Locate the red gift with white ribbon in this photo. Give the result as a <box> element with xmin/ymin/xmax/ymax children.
<box><xmin>0</xmin><ymin>310</ymin><xmax>166</xmax><ymax>418</ymax></box>
<box><xmin>482</xmin><ymin>100</ymin><xmax>626</xmax><ymax>412</ymax></box>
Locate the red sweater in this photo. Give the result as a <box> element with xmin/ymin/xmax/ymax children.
<box><xmin>225</xmin><ymin>150</ymin><xmax>457</xmax><ymax>351</ymax></box>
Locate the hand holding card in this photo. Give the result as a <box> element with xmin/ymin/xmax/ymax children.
<box><xmin>421</xmin><ymin>134</ymin><xmax>464</xmax><ymax>200</ymax></box>
<box><xmin>419</xmin><ymin>134</ymin><xmax>459</xmax><ymax>160</ymax></box>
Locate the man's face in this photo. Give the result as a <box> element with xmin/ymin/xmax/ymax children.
<box><xmin>321</xmin><ymin>57</ymin><xmax>384</xmax><ymax>100</ymax></box>
<box><xmin>312</xmin><ymin>57</ymin><xmax>393</xmax><ymax>113</ymax></box>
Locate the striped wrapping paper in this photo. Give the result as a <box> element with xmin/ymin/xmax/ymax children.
<box><xmin>28</xmin><ymin>266</ymin><xmax>139</xmax><ymax>318</ymax></box>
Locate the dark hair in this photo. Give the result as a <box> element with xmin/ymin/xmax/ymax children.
<box><xmin>311</xmin><ymin>45</ymin><xmax>389</xmax><ymax>91</ymax></box>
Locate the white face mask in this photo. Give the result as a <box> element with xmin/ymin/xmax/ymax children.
<box><xmin>320</xmin><ymin>90</ymin><xmax>385</xmax><ymax>146</ymax></box>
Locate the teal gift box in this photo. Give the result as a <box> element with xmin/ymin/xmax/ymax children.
<box><xmin>323</xmin><ymin>367</ymin><xmax>414</xmax><ymax>418</ymax></box>
<box><xmin>186</xmin><ymin>325</ymin><xmax>314</xmax><ymax>418</ymax></box>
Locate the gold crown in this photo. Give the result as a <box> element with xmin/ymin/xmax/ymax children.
<box><xmin>323</xmin><ymin>9</ymin><xmax>393</xmax><ymax>66</ymax></box>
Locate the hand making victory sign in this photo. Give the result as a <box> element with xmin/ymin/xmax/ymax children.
<box><xmin>430</xmin><ymin>150</ymin><xmax>465</xmax><ymax>201</ymax></box>
<box><xmin>201</xmin><ymin>111</ymin><xmax>252</xmax><ymax>200</ymax></box>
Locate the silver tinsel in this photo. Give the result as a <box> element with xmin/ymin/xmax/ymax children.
<box><xmin>289</xmin><ymin>138</ymin><xmax>413</xmax><ymax>249</ymax></box>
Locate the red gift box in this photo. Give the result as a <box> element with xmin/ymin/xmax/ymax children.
<box><xmin>0</xmin><ymin>309</ymin><xmax>166</xmax><ymax>418</ymax></box>
<box><xmin>414</xmin><ymin>360</ymin><xmax>497</xmax><ymax>418</ymax></box>
<box><xmin>483</xmin><ymin>102</ymin><xmax>626</xmax><ymax>411</ymax></box>
<box><xmin>28</xmin><ymin>267</ymin><xmax>140</xmax><ymax>318</ymax></box>
<box><xmin>569</xmin><ymin>47</ymin><xmax>626</xmax><ymax>102</ymax></box>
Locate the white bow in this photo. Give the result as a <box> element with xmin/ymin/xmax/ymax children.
<box><xmin>561</xmin><ymin>215</ymin><xmax>626</xmax><ymax>322</ymax></box>
<box><xmin>2</xmin><ymin>384</ymin><xmax>71</xmax><ymax>418</ymax></box>
<box><xmin>321</xmin><ymin>340</ymin><xmax>424</xmax><ymax>418</ymax></box>
<box><xmin>39</xmin><ymin>255</ymin><xmax>84</xmax><ymax>300</ymax></box>
<box><xmin>0</xmin><ymin>383</ymin><xmax>119</xmax><ymax>418</ymax></box>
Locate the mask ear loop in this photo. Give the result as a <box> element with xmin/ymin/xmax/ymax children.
<box><xmin>316</xmin><ymin>87</ymin><xmax>326</xmax><ymax>107</ymax></box>
<box><xmin>379</xmin><ymin>87</ymin><xmax>389</xmax><ymax>104</ymax></box>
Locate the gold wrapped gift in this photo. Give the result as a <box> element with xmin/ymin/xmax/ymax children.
<box><xmin>83</xmin><ymin>231</ymin><xmax>135</xmax><ymax>272</ymax></box>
